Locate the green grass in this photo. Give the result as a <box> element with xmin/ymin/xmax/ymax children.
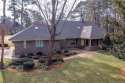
<box><xmin>0</xmin><ymin>51</ymin><xmax>125</xmax><ymax>83</ymax></box>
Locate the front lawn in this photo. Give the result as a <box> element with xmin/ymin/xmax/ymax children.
<box><xmin>0</xmin><ymin>51</ymin><xmax>125</xmax><ymax>83</ymax></box>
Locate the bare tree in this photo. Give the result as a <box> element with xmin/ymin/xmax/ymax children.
<box><xmin>34</xmin><ymin>0</ymin><xmax>76</xmax><ymax>65</ymax></box>
<box><xmin>0</xmin><ymin>0</ymin><xmax>7</xmax><ymax>69</ymax></box>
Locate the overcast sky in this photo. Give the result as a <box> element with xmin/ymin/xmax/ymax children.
<box><xmin>0</xmin><ymin>0</ymin><xmax>85</xmax><ymax>17</ymax></box>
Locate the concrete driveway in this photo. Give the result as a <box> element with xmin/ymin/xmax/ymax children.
<box><xmin>0</xmin><ymin>47</ymin><xmax>15</xmax><ymax>59</ymax></box>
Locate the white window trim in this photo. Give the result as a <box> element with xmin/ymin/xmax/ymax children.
<box><xmin>24</xmin><ymin>41</ymin><xmax>26</xmax><ymax>48</ymax></box>
<box><xmin>35</xmin><ymin>40</ymin><xmax>43</xmax><ymax>47</ymax></box>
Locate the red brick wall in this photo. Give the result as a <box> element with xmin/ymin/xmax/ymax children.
<box><xmin>13</xmin><ymin>40</ymin><xmax>61</xmax><ymax>56</ymax></box>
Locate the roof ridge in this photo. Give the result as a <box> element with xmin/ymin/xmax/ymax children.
<box><xmin>89</xmin><ymin>26</ymin><xmax>93</xmax><ymax>39</ymax></box>
<box><xmin>9</xmin><ymin>25</ymin><xmax>34</xmax><ymax>40</ymax></box>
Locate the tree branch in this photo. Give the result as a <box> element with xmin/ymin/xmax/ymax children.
<box><xmin>55</xmin><ymin>0</ymin><xmax>67</xmax><ymax>25</ymax></box>
<box><xmin>35</xmin><ymin>0</ymin><xmax>51</xmax><ymax>33</ymax></box>
<box><xmin>56</xmin><ymin>0</ymin><xmax>77</xmax><ymax>36</ymax></box>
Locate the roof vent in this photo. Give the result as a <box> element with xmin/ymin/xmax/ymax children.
<box><xmin>83</xmin><ymin>30</ymin><xmax>87</xmax><ymax>32</ymax></box>
<box><xmin>77</xmin><ymin>27</ymin><xmax>80</xmax><ymax>29</ymax></box>
<box><xmin>35</xmin><ymin>27</ymin><xmax>38</xmax><ymax>30</ymax></box>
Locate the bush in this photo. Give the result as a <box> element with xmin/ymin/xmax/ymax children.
<box><xmin>65</xmin><ymin>52</ymin><xmax>72</xmax><ymax>57</ymax></box>
<box><xmin>35</xmin><ymin>63</ymin><xmax>42</xmax><ymax>69</ymax></box>
<box><xmin>27</xmin><ymin>53</ymin><xmax>34</xmax><ymax>56</ymax></box>
<box><xmin>38</xmin><ymin>58</ymin><xmax>46</xmax><ymax>64</ymax></box>
<box><xmin>43</xmin><ymin>66</ymin><xmax>50</xmax><ymax>71</ymax></box>
<box><xmin>42</xmin><ymin>56</ymin><xmax>47</xmax><ymax>59</ymax></box>
<box><xmin>77</xmin><ymin>46</ymin><xmax>84</xmax><ymax>49</ymax></box>
<box><xmin>103</xmin><ymin>33</ymin><xmax>112</xmax><ymax>46</ymax></box>
<box><xmin>26</xmin><ymin>53</ymin><xmax>34</xmax><ymax>58</ymax></box>
<box><xmin>10</xmin><ymin>58</ymin><xmax>33</xmax><ymax>66</ymax></box>
<box><xmin>52</xmin><ymin>56</ymin><xmax>64</xmax><ymax>63</ymax></box>
<box><xmin>64</xmin><ymin>50</ymin><xmax>69</xmax><ymax>53</ymax></box>
<box><xmin>56</xmin><ymin>50</ymin><xmax>62</xmax><ymax>54</ymax></box>
<box><xmin>17</xmin><ymin>65</ymin><xmax>23</xmax><ymax>70</ymax></box>
<box><xmin>4</xmin><ymin>44</ymin><xmax>9</xmax><ymax>47</ymax></box>
<box><xmin>19</xmin><ymin>54</ymin><xmax>26</xmax><ymax>58</ymax></box>
<box><xmin>0</xmin><ymin>44</ymin><xmax>9</xmax><ymax>47</ymax></box>
<box><xmin>73</xmin><ymin>52</ymin><xmax>77</xmax><ymax>55</ymax></box>
<box><xmin>32</xmin><ymin>56</ymin><xmax>39</xmax><ymax>60</ymax></box>
<box><xmin>23</xmin><ymin>61</ymin><xmax>34</xmax><ymax>69</ymax></box>
<box><xmin>109</xmin><ymin>43</ymin><xmax>125</xmax><ymax>60</ymax></box>
<box><xmin>37</xmin><ymin>52</ymin><xmax>43</xmax><ymax>56</ymax></box>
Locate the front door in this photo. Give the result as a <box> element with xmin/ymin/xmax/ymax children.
<box><xmin>86</xmin><ymin>39</ymin><xmax>89</xmax><ymax>46</ymax></box>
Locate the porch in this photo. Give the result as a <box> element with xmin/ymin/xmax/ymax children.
<box><xmin>81</xmin><ymin>39</ymin><xmax>102</xmax><ymax>51</ymax></box>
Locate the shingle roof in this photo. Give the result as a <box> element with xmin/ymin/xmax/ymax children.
<box><xmin>81</xmin><ymin>23</ymin><xmax>104</xmax><ymax>39</ymax></box>
<box><xmin>9</xmin><ymin>21</ymin><xmax>104</xmax><ymax>41</ymax></box>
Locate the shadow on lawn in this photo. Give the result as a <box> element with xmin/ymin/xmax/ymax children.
<box><xmin>0</xmin><ymin>70</ymin><xmax>7</xmax><ymax>83</ymax></box>
<box><xmin>75</xmin><ymin>58</ymin><xmax>125</xmax><ymax>82</ymax></box>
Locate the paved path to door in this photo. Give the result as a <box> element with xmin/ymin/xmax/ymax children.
<box><xmin>63</xmin><ymin>49</ymin><xmax>93</xmax><ymax>60</ymax></box>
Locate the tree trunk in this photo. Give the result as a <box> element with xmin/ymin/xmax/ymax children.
<box><xmin>48</xmin><ymin>34</ymin><xmax>56</xmax><ymax>65</ymax></box>
<box><xmin>13</xmin><ymin>0</ymin><xmax>16</xmax><ymax>34</ymax></box>
<box><xmin>0</xmin><ymin>29</ymin><xmax>5</xmax><ymax>69</ymax></box>
<box><xmin>21</xmin><ymin>0</ymin><xmax>24</xmax><ymax>28</ymax></box>
<box><xmin>48</xmin><ymin>37</ymin><xmax>53</xmax><ymax>65</ymax></box>
<box><xmin>47</xmin><ymin>0</ymin><xmax>56</xmax><ymax>66</ymax></box>
<box><xmin>0</xmin><ymin>0</ymin><xmax>6</xmax><ymax>69</ymax></box>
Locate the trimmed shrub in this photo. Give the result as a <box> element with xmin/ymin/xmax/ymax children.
<box><xmin>27</xmin><ymin>53</ymin><xmax>34</xmax><ymax>56</ymax></box>
<box><xmin>77</xmin><ymin>46</ymin><xmax>84</xmax><ymax>49</ymax></box>
<box><xmin>56</xmin><ymin>50</ymin><xmax>62</xmax><ymax>54</ymax></box>
<box><xmin>52</xmin><ymin>56</ymin><xmax>64</xmax><ymax>63</ymax></box>
<box><xmin>65</xmin><ymin>52</ymin><xmax>72</xmax><ymax>57</ymax></box>
<box><xmin>37</xmin><ymin>52</ymin><xmax>43</xmax><ymax>56</ymax></box>
<box><xmin>38</xmin><ymin>58</ymin><xmax>46</xmax><ymax>64</ymax></box>
<box><xmin>43</xmin><ymin>66</ymin><xmax>50</xmax><ymax>71</ymax></box>
<box><xmin>23</xmin><ymin>61</ymin><xmax>34</xmax><ymax>69</ymax></box>
<box><xmin>42</xmin><ymin>56</ymin><xmax>47</xmax><ymax>59</ymax></box>
<box><xmin>27</xmin><ymin>53</ymin><xmax>34</xmax><ymax>58</ymax></box>
<box><xmin>10</xmin><ymin>58</ymin><xmax>33</xmax><ymax>66</ymax></box>
<box><xmin>35</xmin><ymin>63</ymin><xmax>43</xmax><ymax>69</ymax></box>
<box><xmin>32</xmin><ymin>56</ymin><xmax>39</xmax><ymax>60</ymax></box>
<box><xmin>19</xmin><ymin>54</ymin><xmax>26</xmax><ymax>58</ymax></box>
<box><xmin>17</xmin><ymin>65</ymin><xmax>23</xmax><ymax>70</ymax></box>
<box><xmin>64</xmin><ymin>50</ymin><xmax>69</xmax><ymax>53</ymax></box>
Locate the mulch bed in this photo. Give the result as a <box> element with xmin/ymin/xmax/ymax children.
<box><xmin>59</xmin><ymin>54</ymin><xmax>66</xmax><ymax>58</ymax></box>
<box><xmin>59</xmin><ymin>53</ymin><xmax>76</xmax><ymax>58</ymax></box>
<box><xmin>6</xmin><ymin>62</ymin><xmax>64</xmax><ymax>73</ymax></box>
<box><xmin>120</xmin><ymin>66</ymin><xmax>125</xmax><ymax>77</ymax></box>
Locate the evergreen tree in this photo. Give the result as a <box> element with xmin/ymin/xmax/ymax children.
<box><xmin>103</xmin><ymin>33</ymin><xmax>112</xmax><ymax>45</ymax></box>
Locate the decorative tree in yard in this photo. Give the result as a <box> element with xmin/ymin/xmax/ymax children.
<box><xmin>34</xmin><ymin>0</ymin><xmax>76</xmax><ymax>65</ymax></box>
<box><xmin>103</xmin><ymin>33</ymin><xmax>112</xmax><ymax>46</ymax></box>
<box><xmin>0</xmin><ymin>0</ymin><xmax>7</xmax><ymax>69</ymax></box>
<box><xmin>108</xmin><ymin>0</ymin><xmax>125</xmax><ymax>60</ymax></box>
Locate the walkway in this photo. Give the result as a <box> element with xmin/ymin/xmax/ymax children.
<box><xmin>63</xmin><ymin>49</ymin><xmax>93</xmax><ymax>60</ymax></box>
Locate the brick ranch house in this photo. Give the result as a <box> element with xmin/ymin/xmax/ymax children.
<box><xmin>9</xmin><ymin>21</ymin><xmax>104</xmax><ymax>56</ymax></box>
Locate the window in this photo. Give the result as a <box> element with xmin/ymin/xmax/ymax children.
<box><xmin>24</xmin><ymin>41</ymin><xmax>26</xmax><ymax>48</ymax></box>
<box><xmin>36</xmin><ymin>40</ymin><xmax>43</xmax><ymax>47</ymax></box>
<box><xmin>71</xmin><ymin>39</ymin><xmax>78</xmax><ymax>45</ymax></box>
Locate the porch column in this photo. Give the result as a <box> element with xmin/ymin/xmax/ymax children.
<box><xmin>89</xmin><ymin>39</ymin><xmax>92</xmax><ymax>47</ymax></box>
